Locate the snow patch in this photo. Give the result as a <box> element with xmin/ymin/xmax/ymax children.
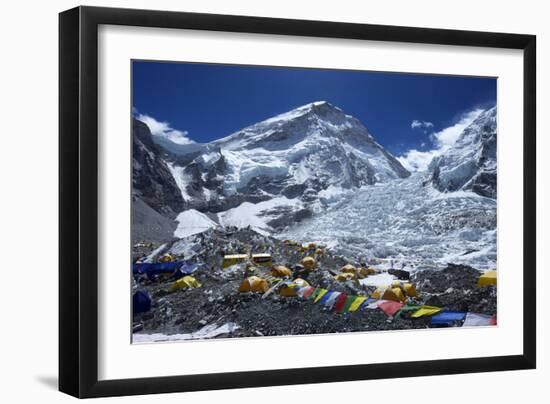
<box><xmin>174</xmin><ymin>209</ymin><xmax>218</xmax><ymax>238</ymax></box>
<box><xmin>166</xmin><ymin>162</ymin><xmax>191</xmax><ymax>201</ymax></box>
<box><xmin>218</xmin><ymin>197</ymin><xmax>302</xmax><ymax>233</ymax></box>
<box><xmin>359</xmin><ymin>273</ymin><xmax>398</xmax><ymax>287</ymax></box>
<box><xmin>133</xmin><ymin>322</ymin><xmax>240</xmax><ymax>343</ymax></box>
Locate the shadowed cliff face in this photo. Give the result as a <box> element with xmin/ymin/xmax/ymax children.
<box><xmin>132</xmin><ymin>118</ymin><xmax>185</xmax><ymax>217</ymax></box>
<box><xmin>429</xmin><ymin>107</ymin><xmax>497</xmax><ymax>199</ymax></box>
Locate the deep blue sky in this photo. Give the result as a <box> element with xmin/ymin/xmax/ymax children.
<box><xmin>132</xmin><ymin>61</ymin><xmax>496</xmax><ymax>155</ymax></box>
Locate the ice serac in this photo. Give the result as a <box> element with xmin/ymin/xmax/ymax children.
<box><xmin>428</xmin><ymin>107</ymin><xmax>497</xmax><ymax>198</ymax></box>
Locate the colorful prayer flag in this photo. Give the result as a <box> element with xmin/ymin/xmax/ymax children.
<box><xmin>430</xmin><ymin>311</ymin><xmax>467</xmax><ymax>327</ymax></box>
<box><xmin>348</xmin><ymin>296</ymin><xmax>367</xmax><ymax>312</ymax></box>
<box><xmin>342</xmin><ymin>295</ymin><xmax>357</xmax><ymax>313</ymax></box>
<box><xmin>411</xmin><ymin>305</ymin><xmax>442</xmax><ymax>318</ymax></box>
<box><xmin>334</xmin><ymin>293</ymin><xmax>348</xmax><ymax>312</ymax></box>
<box><xmin>309</xmin><ymin>288</ymin><xmax>322</xmax><ymax>301</ymax></box>
<box><xmin>301</xmin><ymin>286</ymin><xmax>315</xmax><ymax>299</ymax></box>
<box><xmin>395</xmin><ymin>304</ymin><xmax>421</xmax><ymax>318</ymax></box>
<box><xmin>313</xmin><ymin>289</ymin><xmax>328</xmax><ymax>303</ymax></box>
<box><xmin>324</xmin><ymin>292</ymin><xmax>341</xmax><ymax>309</ymax></box>
<box><xmin>378</xmin><ymin>300</ymin><xmax>405</xmax><ymax>316</ymax></box>
<box><xmin>463</xmin><ymin>312</ymin><xmax>496</xmax><ymax>327</ymax></box>
<box><xmin>318</xmin><ymin>291</ymin><xmax>334</xmax><ymax>305</ymax></box>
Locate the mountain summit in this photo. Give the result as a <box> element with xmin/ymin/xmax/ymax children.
<box><xmin>177</xmin><ymin>101</ymin><xmax>409</xmax><ymax>207</ymax></box>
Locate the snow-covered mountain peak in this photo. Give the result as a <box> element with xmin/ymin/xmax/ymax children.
<box><xmin>212</xmin><ymin>101</ymin><xmax>376</xmax><ymax>153</ymax></box>
<box><xmin>260</xmin><ymin>100</ymin><xmax>340</xmax><ymax>124</ymax></box>
<box><xmin>138</xmin><ymin>102</ymin><xmax>411</xmax><ymax>234</ymax></box>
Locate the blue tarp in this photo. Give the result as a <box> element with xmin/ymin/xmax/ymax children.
<box><xmin>430</xmin><ymin>311</ymin><xmax>467</xmax><ymax>327</ymax></box>
<box><xmin>133</xmin><ymin>261</ymin><xmax>201</xmax><ymax>280</ymax></box>
<box><xmin>132</xmin><ymin>261</ymin><xmax>184</xmax><ymax>275</ymax></box>
<box><xmin>133</xmin><ymin>290</ymin><xmax>151</xmax><ymax>315</ymax></box>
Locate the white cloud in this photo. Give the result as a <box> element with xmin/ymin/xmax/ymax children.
<box><xmin>397</xmin><ymin>149</ymin><xmax>438</xmax><ymax>172</ymax></box>
<box><xmin>136</xmin><ymin>113</ymin><xmax>194</xmax><ymax>145</ymax></box>
<box><xmin>430</xmin><ymin>109</ymin><xmax>483</xmax><ymax>150</ymax></box>
<box><xmin>399</xmin><ymin>108</ymin><xmax>484</xmax><ymax>172</ymax></box>
<box><xmin>411</xmin><ymin>120</ymin><xmax>434</xmax><ymax>131</ymax></box>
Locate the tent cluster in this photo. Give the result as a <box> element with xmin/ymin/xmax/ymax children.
<box><xmin>334</xmin><ymin>264</ymin><xmax>377</xmax><ymax>282</ymax></box>
<box><xmin>133</xmin><ymin>258</ymin><xmax>203</xmax><ymax>296</ymax></box>
<box><xmin>371</xmin><ymin>281</ymin><xmax>417</xmax><ymax>302</ymax></box>
<box><xmin>281</xmin><ymin>240</ymin><xmax>328</xmax><ymax>260</ymax></box>
<box><xmin>235</xmin><ymin>253</ymin><xmax>321</xmax><ymax>295</ymax></box>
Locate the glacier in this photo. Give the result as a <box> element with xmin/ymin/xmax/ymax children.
<box><xmin>280</xmin><ymin>172</ymin><xmax>496</xmax><ymax>271</ymax></box>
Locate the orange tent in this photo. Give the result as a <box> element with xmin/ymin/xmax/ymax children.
<box><xmin>271</xmin><ymin>265</ymin><xmax>293</xmax><ymax>278</ymax></box>
<box><xmin>238</xmin><ymin>276</ymin><xmax>269</xmax><ymax>293</ymax></box>
<box><xmin>301</xmin><ymin>256</ymin><xmax>317</xmax><ymax>271</ymax></box>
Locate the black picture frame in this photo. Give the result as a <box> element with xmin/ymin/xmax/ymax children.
<box><xmin>59</xmin><ymin>5</ymin><xmax>536</xmax><ymax>398</ymax></box>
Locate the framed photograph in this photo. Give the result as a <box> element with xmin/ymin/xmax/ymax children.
<box><xmin>59</xmin><ymin>6</ymin><xmax>536</xmax><ymax>398</ymax></box>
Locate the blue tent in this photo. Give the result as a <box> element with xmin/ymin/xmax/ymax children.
<box><xmin>430</xmin><ymin>311</ymin><xmax>467</xmax><ymax>327</ymax></box>
<box><xmin>133</xmin><ymin>290</ymin><xmax>151</xmax><ymax>315</ymax></box>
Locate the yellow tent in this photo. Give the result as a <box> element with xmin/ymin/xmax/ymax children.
<box><xmin>334</xmin><ymin>272</ymin><xmax>356</xmax><ymax>282</ymax></box>
<box><xmin>403</xmin><ymin>283</ymin><xmax>417</xmax><ymax>297</ymax></box>
<box><xmin>271</xmin><ymin>265</ymin><xmax>292</xmax><ymax>278</ymax></box>
<box><xmin>159</xmin><ymin>253</ymin><xmax>174</xmax><ymax>263</ymax></box>
<box><xmin>359</xmin><ymin>267</ymin><xmax>377</xmax><ymax>277</ymax></box>
<box><xmin>170</xmin><ymin>276</ymin><xmax>202</xmax><ymax>291</ymax></box>
<box><xmin>279</xmin><ymin>278</ymin><xmax>310</xmax><ymax>297</ymax></box>
<box><xmin>301</xmin><ymin>256</ymin><xmax>317</xmax><ymax>271</ymax></box>
<box><xmin>238</xmin><ymin>276</ymin><xmax>269</xmax><ymax>293</ymax></box>
<box><xmin>477</xmin><ymin>271</ymin><xmax>497</xmax><ymax>288</ymax></box>
<box><xmin>340</xmin><ymin>264</ymin><xmax>357</xmax><ymax>274</ymax></box>
<box><xmin>222</xmin><ymin>254</ymin><xmax>248</xmax><ymax>268</ymax></box>
<box><xmin>411</xmin><ymin>306</ymin><xmax>442</xmax><ymax>318</ymax></box>
<box><xmin>371</xmin><ymin>286</ymin><xmax>387</xmax><ymax>299</ymax></box>
<box><xmin>390</xmin><ymin>280</ymin><xmax>418</xmax><ymax>298</ymax></box>
<box><xmin>382</xmin><ymin>287</ymin><xmax>407</xmax><ymax>303</ymax></box>
<box><xmin>391</xmin><ymin>280</ymin><xmax>402</xmax><ymax>288</ymax></box>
